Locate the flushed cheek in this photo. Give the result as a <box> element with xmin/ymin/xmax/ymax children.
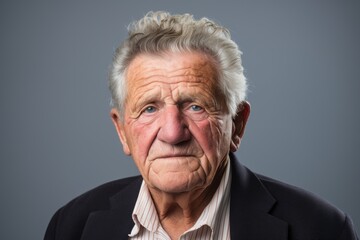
<box><xmin>193</xmin><ymin>117</ymin><xmax>231</xmax><ymax>163</ymax></box>
<box><xmin>125</xmin><ymin>120</ymin><xmax>159</xmax><ymax>168</ymax></box>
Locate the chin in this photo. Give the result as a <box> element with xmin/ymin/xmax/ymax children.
<box><xmin>152</xmin><ymin>174</ymin><xmax>205</xmax><ymax>194</ymax></box>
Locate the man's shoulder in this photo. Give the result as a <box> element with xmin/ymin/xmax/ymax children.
<box><xmin>45</xmin><ymin>176</ymin><xmax>142</xmax><ymax>239</ymax></box>
<box><xmin>62</xmin><ymin>175</ymin><xmax>142</xmax><ymax>211</ymax></box>
<box><xmin>257</xmin><ymin>173</ymin><xmax>340</xmax><ymax>214</ymax></box>
<box><xmin>256</xmin><ymin>173</ymin><xmax>356</xmax><ymax>238</ymax></box>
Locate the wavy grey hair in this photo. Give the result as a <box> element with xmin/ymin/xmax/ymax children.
<box><xmin>109</xmin><ymin>11</ymin><xmax>247</xmax><ymax>119</ymax></box>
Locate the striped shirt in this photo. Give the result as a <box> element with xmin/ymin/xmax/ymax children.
<box><xmin>128</xmin><ymin>158</ymin><xmax>231</xmax><ymax>240</ymax></box>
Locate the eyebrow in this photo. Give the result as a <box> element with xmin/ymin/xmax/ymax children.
<box><xmin>176</xmin><ymin>91</ymin><xmax>220</xmax><ymax>110</ymax></box>
<box><xmin>130</xmin><ymin>91</ymin><xmax>162</xmax><ymax>111</ymax></box>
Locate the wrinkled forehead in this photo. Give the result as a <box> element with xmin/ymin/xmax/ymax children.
<box><xmin>123</xmin><ymin>51</ymin><xmax>230</xmax><ymax>114</ymax></box>
<box><xmin>125</xmin><ymin>51</ymin><xmax>220</xmax><ymax>91</ymax></box>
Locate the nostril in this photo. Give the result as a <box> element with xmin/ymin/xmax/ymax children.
<box><xmin>158</xmin><ymin>124</ymin><xmax>191</xmax><ymax>145</ymax></box>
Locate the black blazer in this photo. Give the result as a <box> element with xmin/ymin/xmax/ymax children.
<box><xmin>45</xmin><ymin>153</ymin><xmax>358</xmax><ymax>239</ymax></box>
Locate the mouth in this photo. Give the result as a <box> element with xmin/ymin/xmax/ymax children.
<box><xmin>157</xmin><ymin>154</ymin><xmax>194</xmax><ymax>159</ymax></box>
<box><xmin>152</xmin><ymin>154</ymin><xmax>197</xmax><ymax>161</ymax></box>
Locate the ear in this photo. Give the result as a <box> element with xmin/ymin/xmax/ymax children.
<box><xmin>230</xmin><ymin>101</ymin><xmax>251</xmax><ymax>152</ymax></box>
<box><xmin>110</xmin><ymin>108</ymin><xmax>131</xmax><ymax>155</ymax></box>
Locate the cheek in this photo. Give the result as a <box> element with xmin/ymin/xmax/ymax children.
<box><xmin>125</xmin><ymin>121</ymin><xmax>158</xmax><ymax>164</ymax></box>
<box><xmin>191</xmin><ymin>117</ymin><xmax>232</xmax><ymax>158</ymax></box>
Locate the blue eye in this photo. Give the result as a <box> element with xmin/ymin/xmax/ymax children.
<box><xmin>144</xmin><ymin>106</ymin><xmax>157</xmax><ymax>113</ymax></box>
<box><xmin>190</xmin><ymin>105</ymin><xmax>203</xmax><ymax>111</ymax></box>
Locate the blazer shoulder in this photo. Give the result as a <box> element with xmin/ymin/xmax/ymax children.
<box><xmin>44</xmin><ymin>175</ymin><xmax>142</xmax><ymax>240</ymax></box>
<box><xmin>65</xmin><ymin>175</ymin><xmax>142</xmax><ymax>210</ymax></box>
<box><xmin>257</xmin><ymin>174</ymin><xmax>357</xmax><ymax>239</ymax></box>
<box><xmin>257</xmin><ymin>174</ymin><xmax>340</xmax><ymax>214</ymax></box>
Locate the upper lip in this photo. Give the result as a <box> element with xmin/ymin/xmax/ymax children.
<box><xmin>154</xmin><ymin>153</ymin><xmax>195</xmax><ymax>159</ymax></box>
<box><xmin>158</xmin><ymin>154</ymin><xmax>192</xmax><ymax>158</ymax></box>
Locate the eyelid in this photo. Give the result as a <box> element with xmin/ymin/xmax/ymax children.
<box><xmin>140</xmin><ymin>104</ymin><xmax>158</xmax><ymax>115</ymax></box>
<box><xmin>183</xmin><ymin>102</ymin><xmax>207</xmax><ymax>115</ymax></box>
<box><xmin>189</xmin><ymin>104</ymin><xmax>203</xmax><ymax>111</ymax></box>
<box><xmin>146</xmin><ymin>106</ymin><xmax>156</xmax><ymax>112</ymax></box>
<box><xmin>182</xmin><ymin>101</ymin><xmax>204</xmax><ymax>110</ymax></box>
<box><xmin>182</xmin><ymin>103</ymin><xmax>208</xmax><ymax>121</ymax></box>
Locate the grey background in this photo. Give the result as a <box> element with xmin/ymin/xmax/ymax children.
<box><xmin>1</xmin><ymin>0</ymin><xmax>359</xmax><ymax>239</ymax></box>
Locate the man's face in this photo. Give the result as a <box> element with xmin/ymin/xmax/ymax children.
<box><xmin>112</xmin><ymin>52</ymin><xmax>238</xmax><ymax>194</ymax></box>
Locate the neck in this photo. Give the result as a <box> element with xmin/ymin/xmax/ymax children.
<box><xmin>148</xmin><ymin>159</ymin><xmax>228</xmax><ymax>239</ymax></box>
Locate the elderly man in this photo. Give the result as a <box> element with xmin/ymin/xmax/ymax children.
<box><xmin>45</xmin><ymin>11</ymin><xmax>358</xmax><ymax>240</ymax></box>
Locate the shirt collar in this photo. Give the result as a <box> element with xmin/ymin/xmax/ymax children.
<box><xmin>129</xmin><ymin>181</ymin><xmax>159</xmax><ymax>236</ymax></box>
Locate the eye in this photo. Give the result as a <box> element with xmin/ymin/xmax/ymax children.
<box><xmin>184</xmin><ymin>104</ymin><xmax>208</xmax><ymax>121</ymax></box>
<box><xmin>190</xmin><ymin>105</ymin><xmax>203</xmax><ymax>112</ymax></box>
<box><xmin>143</xmin><ymin>106</ymin><xmax>157</xmax><ymax>114</ymax></box>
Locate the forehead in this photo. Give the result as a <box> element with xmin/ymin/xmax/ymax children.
<box><xmin>125</xmin><ymin>51</ymin><xmax>219</xmax><ymax>90</ymax></box>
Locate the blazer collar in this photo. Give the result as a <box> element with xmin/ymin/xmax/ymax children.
<box><xmin>80</xmin><ymin>177</ymin><xmax>142</xmax><ymax>240</ymax></box>
<box><xmin>229</xmin><ymin>152</ymin><xmax>288</xmax><ymax>239</ymax></box>
<box><xmin>81</xmin><ymin>154</ymin><xmax>288</xmax><ymax>240</ymax></box>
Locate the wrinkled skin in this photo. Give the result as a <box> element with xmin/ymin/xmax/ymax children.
<box><xmin>111</xmin><ymin>51</ymin><xmax>250</xmax><ymax>194</ymax></box>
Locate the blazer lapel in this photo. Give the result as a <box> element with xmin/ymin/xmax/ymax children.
<box><xmin>229</xmin><ymin>153</ymin><xmax>289</xmax><ymax>239</ymax></box>
<box><xmin>80</xmin><ymin>177</ymin><xmax>142</xmax><ymax>240</ymax></box>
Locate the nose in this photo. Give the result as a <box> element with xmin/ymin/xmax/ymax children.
<box><xmin>157</xmin><ymin>105</ymin><xmax>191</xmax><ymax>145</ymax></box>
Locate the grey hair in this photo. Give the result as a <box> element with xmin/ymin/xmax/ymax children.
<box><xmin>109</xmin><ymin>11</ymin><xmax>247</xmax><ymax>119</ymax></box>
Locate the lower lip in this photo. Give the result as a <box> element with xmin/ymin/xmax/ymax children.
<box><xmin>156</xmin><ymin>156</ymin><xmax>195</xmax><ymax>160</ymax></box>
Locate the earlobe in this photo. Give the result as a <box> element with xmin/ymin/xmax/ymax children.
<box><xmin>230</xmin><ymin>101</ymin><xmax>251</xmax><ymax>152</ymax></box>
<box><xmin>110</xmin><ymin>108</ymin><xmax>131</xmax><ymax>155</ymax></box>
